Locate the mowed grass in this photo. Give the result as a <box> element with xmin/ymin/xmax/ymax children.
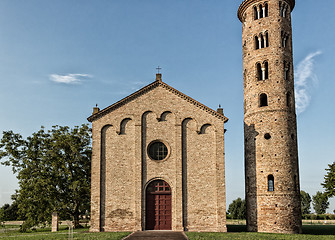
<box><xmin>0</xmin><ymin>224</ymin><xmax>334</xmax><ymax>240</ymax></box>
<box><xmin>0</xmin><ymin>227</ymin><xmax>130</xmax><ymax>240</ymax></box>
<box><xmin>186</xmin><ymin>225</ymin><xmax>335</xmax><ymax>240</ymax></box>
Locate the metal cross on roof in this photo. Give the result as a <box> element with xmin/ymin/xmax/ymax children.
<box><xmin>156</xmin><ymin>66</ymin><xmax>162</xmax><ymax>73</ymax></box>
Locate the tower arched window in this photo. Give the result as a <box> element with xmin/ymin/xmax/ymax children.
<box><xmin>260</xmin><ymin>34</ymin><xmax>265</xmax><ymax>49</ymax></box>
<box><xmin>260</xmin><ymin>93</ymin><xmax>268</xmax><ymax>107</ymax></box>
<box><xmin>264</xmin><ymin>3</ymin><xmax>269</xmax><ymax>17</ymax></box>
<box><xmin>255</xmin><ymin>36</ymin><xmax>260</xmax><ymax>49</ymax></box>
<box><xmin>284</xmin><ymin>61</ymin><xmax>290</xmax><ymax>80</ymax></box>
<box><xmin>268</xmin><ymin>175</ymin><xmax>274</xmax><ymax>191</ymax></box>
<box><xmin>279</xmin><ymin>2</ymin><xmax>289</xmax><ymax>18</ymax></box>
<box><xmin>254</xmin><ymin>3</ymin><xmax>268</xmax><ymax>20</ymax></box>
<box><xmin>256</xmin><ymin>32</ymin><xmax>269</xmax><ymax>50</ymax></box>
<box><xmin>256</xmin><ymin>62</ymin><xmax>269</xmax><ymax>80</ymax></box>
<box><xmin>254</xmin><ymin>6</ymin><xmax>258</xmax><ymax>20</ymax></box>
<box><xmin>257</xmin><ymin>63</ymin><xmax>262</xmax><ymax>80</ymax></box>
<box><xmin>259</xmin><ymin>5</ymin><xmax>263</xmax><ymax>18</ymax></box>
<box><xmin>281</xmin><ymin>31</ymin><xmax>289</xmax><ymax>47</ymax></box>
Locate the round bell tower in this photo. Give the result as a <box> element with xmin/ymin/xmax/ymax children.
<box><xmin>238</xmin><ymin>0</ymin><xmax>302</xmax><ymax>233</ymax></box>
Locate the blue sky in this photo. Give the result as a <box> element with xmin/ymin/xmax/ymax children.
<box><xmin>0</xmin><ymin>0</ymin><xmax>334</xmax><ymax>213</ymax></box>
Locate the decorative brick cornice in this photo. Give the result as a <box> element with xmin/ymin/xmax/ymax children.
<box><xmin>238</xmin><ymin>0</ymin><xmax>295</xmax><ymax>22</ymax></box>
<box><xmin>87</xmin><ymin>80</ymin><xmax>228</xmax><ymax>123</ymax></box>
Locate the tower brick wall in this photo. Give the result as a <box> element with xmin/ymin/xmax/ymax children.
<box><xmin>238</xmin><ymin>0</ymin><xmax>302</xmax><ymax>233</ymax></box>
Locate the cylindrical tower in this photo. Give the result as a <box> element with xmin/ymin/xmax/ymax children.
<box><xmin>238</xmin><ymin>0</ymin><xmax>301</xmax><ymax>234</ymax></box>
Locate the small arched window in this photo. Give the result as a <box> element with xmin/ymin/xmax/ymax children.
<box><xmin>283</xmin><ymin>5</ymin><xmax>287</xmax><ymax>18</ymax></box>
<box><xmin>255</xmin><ymin>36</ymin><xmax>260</xmax><ymax>49</ymax></box>
<box><xmin>260</xmin><ymin>34</ymin><xmax>265</xmax><ymax>49</ymax></box>
<box><xmin>280</xmin><ymin>2</ymin><xmax>288</xmax><ymax>18</ymax></box>
<box><xmin>257</xmin><ymin>63</ymin><xmax>262</xmax><ymax>80</ymax></box>
<box><xmin>281</xmin><ymin>31</ymin><xmax>289</xmax><ymax>47</ymax></box>
<box><xmin>284</xmin><ymin>61</ymin><xmax>290</xmax><ymax>80</ymax></box>
<box><xmin>268</xmin><ymin>175</ymin><xmax>274</xmax><ymax>191</ymax></box>
<box><xmin>254</xmin><ymin>6</ymin><xmax>258</xmax><ymax>20</ymax></box>
<box><xmin>259</xmin><ymin>5</ymin><xmax>263</xmax><ymax>18</ymax></box>
<box><xmin>264</xmin><ymin>3</ymin><xmax>269</xmax><ymax>17</ymax></box>
<box><xmin>260</xmin><ymin>93</ymin><xmax>268</xmax><ymax>107</ymax></box>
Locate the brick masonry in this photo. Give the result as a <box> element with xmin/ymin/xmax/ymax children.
<box><xmin>88</xmin><ymin>77</ymin><xmax>228</xmax><ymax>232</ymax></box>
<box><xmin>238</xmin><ymin>0</ymin><xmax>302</xmax><ymax>234</ymax></box>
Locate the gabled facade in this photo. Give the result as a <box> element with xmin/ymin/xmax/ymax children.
<box><xmin>88</xmin><ymin>74</ymin><xmax>228</xmax><ymax>232</ymax></box>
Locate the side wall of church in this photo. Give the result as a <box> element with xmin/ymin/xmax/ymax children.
<box><xmin>89</xmin><ymin>85</ymin><xmax>227</xmax><ymax>232</ymax></box>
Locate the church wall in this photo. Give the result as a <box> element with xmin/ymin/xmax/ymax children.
<box><xmin>184</xmin><ymin>120</ymin><xmax>221</xmax><ymax>232</ymax></box>
<box><xmin>103</xmin><ymin>121</ymin><xmax>136</xmax><ymax>231</ymax></box>
<box><xmin>89</xmin><ymin>85</ymin><xmax>227</xmax><ymax>232</ymax></box>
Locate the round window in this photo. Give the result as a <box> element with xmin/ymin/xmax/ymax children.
<box><xmin>148</xmin><ymin>141</ymin><xmax>169</xmax><ymax>160</ymax></box>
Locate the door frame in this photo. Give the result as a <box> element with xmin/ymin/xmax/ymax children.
<box><xmin>144</xmin><ymin>178</ymin><xmax>172</xmax><ymax>230</ymax></box>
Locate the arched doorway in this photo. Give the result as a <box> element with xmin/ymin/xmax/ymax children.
<box><xmin>145</xmin><ymin>180</ymin><xmax>172</xmax><ymax>230</ymax></box>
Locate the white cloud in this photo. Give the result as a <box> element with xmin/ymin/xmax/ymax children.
<box><xmin>49</xmin><ymin>73</ymin><xmax>92</xmax><ymax>84</ymax></box>
<box><xmin>294</xmin><ymin>51</ymin><xmax>321</xmax><ymax>114</ymax></box>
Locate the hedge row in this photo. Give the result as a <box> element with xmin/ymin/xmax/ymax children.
<box><xmin>302</xmin><ymin>214</ymin><xmax>335</xmax><ymax>220</ymax></box>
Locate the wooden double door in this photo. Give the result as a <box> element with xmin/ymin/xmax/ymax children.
<box><xmin>145</xmin><ymin>180</ymin><xmax>172</xmax><ymax>230</ymax></box>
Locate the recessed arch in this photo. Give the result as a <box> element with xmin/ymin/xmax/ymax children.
<box><xmin>118</xmin><ymin>118</ymin><xmax>132</xmax><ymax>135</ymax></box>
<box><xmin>100</xmin><ymin>124</ymin><xmax>113</xmax><ymax>231</ymax></box>
<box><xmin>158</xmin><ymin>111</ymin><xmax>172</xmax><ymax>122</ymax></box>
<box><xmin>198</xmin><ymin>124</ymin><xmax>212</xmax><ymax>134</ymax></box>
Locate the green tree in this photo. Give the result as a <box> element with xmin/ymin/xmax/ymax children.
<box><xmin>0</xmin><ymin>125</ymin><xmax>91</xmax><ymax>229</ymax></box>
<box><xmin>322</xmin><ymin>161</ymin><xmax>335</xmax><ymax>199</ymax></box>
<box><xmin>300</xmin><ymin>190</ymin><xmax>312</xmax><ymax>214</ymax></box>
<box><xmin>312</xmin><ymin>191</ymin><xmax>329</xmax><ymax>214</ymax></box>
<box><xmin>0</xmin><ymin>200</ymin><xmax>20</xmax><ymax>221</ymax></box>
<box><xmin>228</xmin><ymin>198</ymin><xmax>246</xmax><ymax>219</ymax></box>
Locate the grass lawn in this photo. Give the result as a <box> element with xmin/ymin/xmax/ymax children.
<box><xmin>0</xmin><ymin>224</ymin><xmax>334</xmax><ymax>240</ymax></box>
<box><xmin>186</xmin><ymin>225</ymin><xmax>335</xmax><ymax>240</ymax></box>
<box><xmin>0</xmin><ymin>227</ymin><xmax>131</xmax><ymax>240</ymax></box>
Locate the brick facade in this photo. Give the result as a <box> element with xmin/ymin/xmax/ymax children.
<box><xmin>238</xmin><ymin>0</ymin><xmax>302</xmax><ymax>234</ymax></box>
<box><xmin>88</xmin><ymin>76</ymin><xmax>228</xmax><ymax>232</ymax></box>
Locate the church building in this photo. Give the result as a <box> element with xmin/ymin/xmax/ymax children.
<box><xmin>88</xmin><ymin>73</ymin><xmax>228</xmax><ymax>232</ymax></box>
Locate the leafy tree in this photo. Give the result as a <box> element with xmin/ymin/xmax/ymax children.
<box><xmin>312</xmin><ymin>191</ymin><xmax>329</xmax><ymax>214</ymax></box>
<box><xmin>0</xmin><ymin>125</ymin><xmax>91</xmax><ymax>229</ymax></box>
<box><xmin>0</xmin><ymin>200</ymin><xmax>20</xmax><ymax>221</ymax></box>
<box><xmin>322</xmin><ymin>161</ymin><xmax>335</xmax><ymax>199</ymax></box>
<box><xmin>228</xmin><ymin>198</ymin><xmax>246</xmax><ymax>219</ymax></box>
<box><xmin>300</xmin><ymin>190</ymin><xmax>312</xmax><ymax>214</ymax></box>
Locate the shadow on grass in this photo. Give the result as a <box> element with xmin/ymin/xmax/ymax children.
<box><xmin>302</xmin><ymin>225</ymin><xmax>335</xmax><ymax>235</ymax></box>
<box><xmin>227</xmin><ymin>225</ymin><xmax>247</xmax><ymax>232</ymax></box>
<box><xmin>227</xmin><ymin>224</ymin><xmax>335</xmax><ymax>235</ymax></box>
